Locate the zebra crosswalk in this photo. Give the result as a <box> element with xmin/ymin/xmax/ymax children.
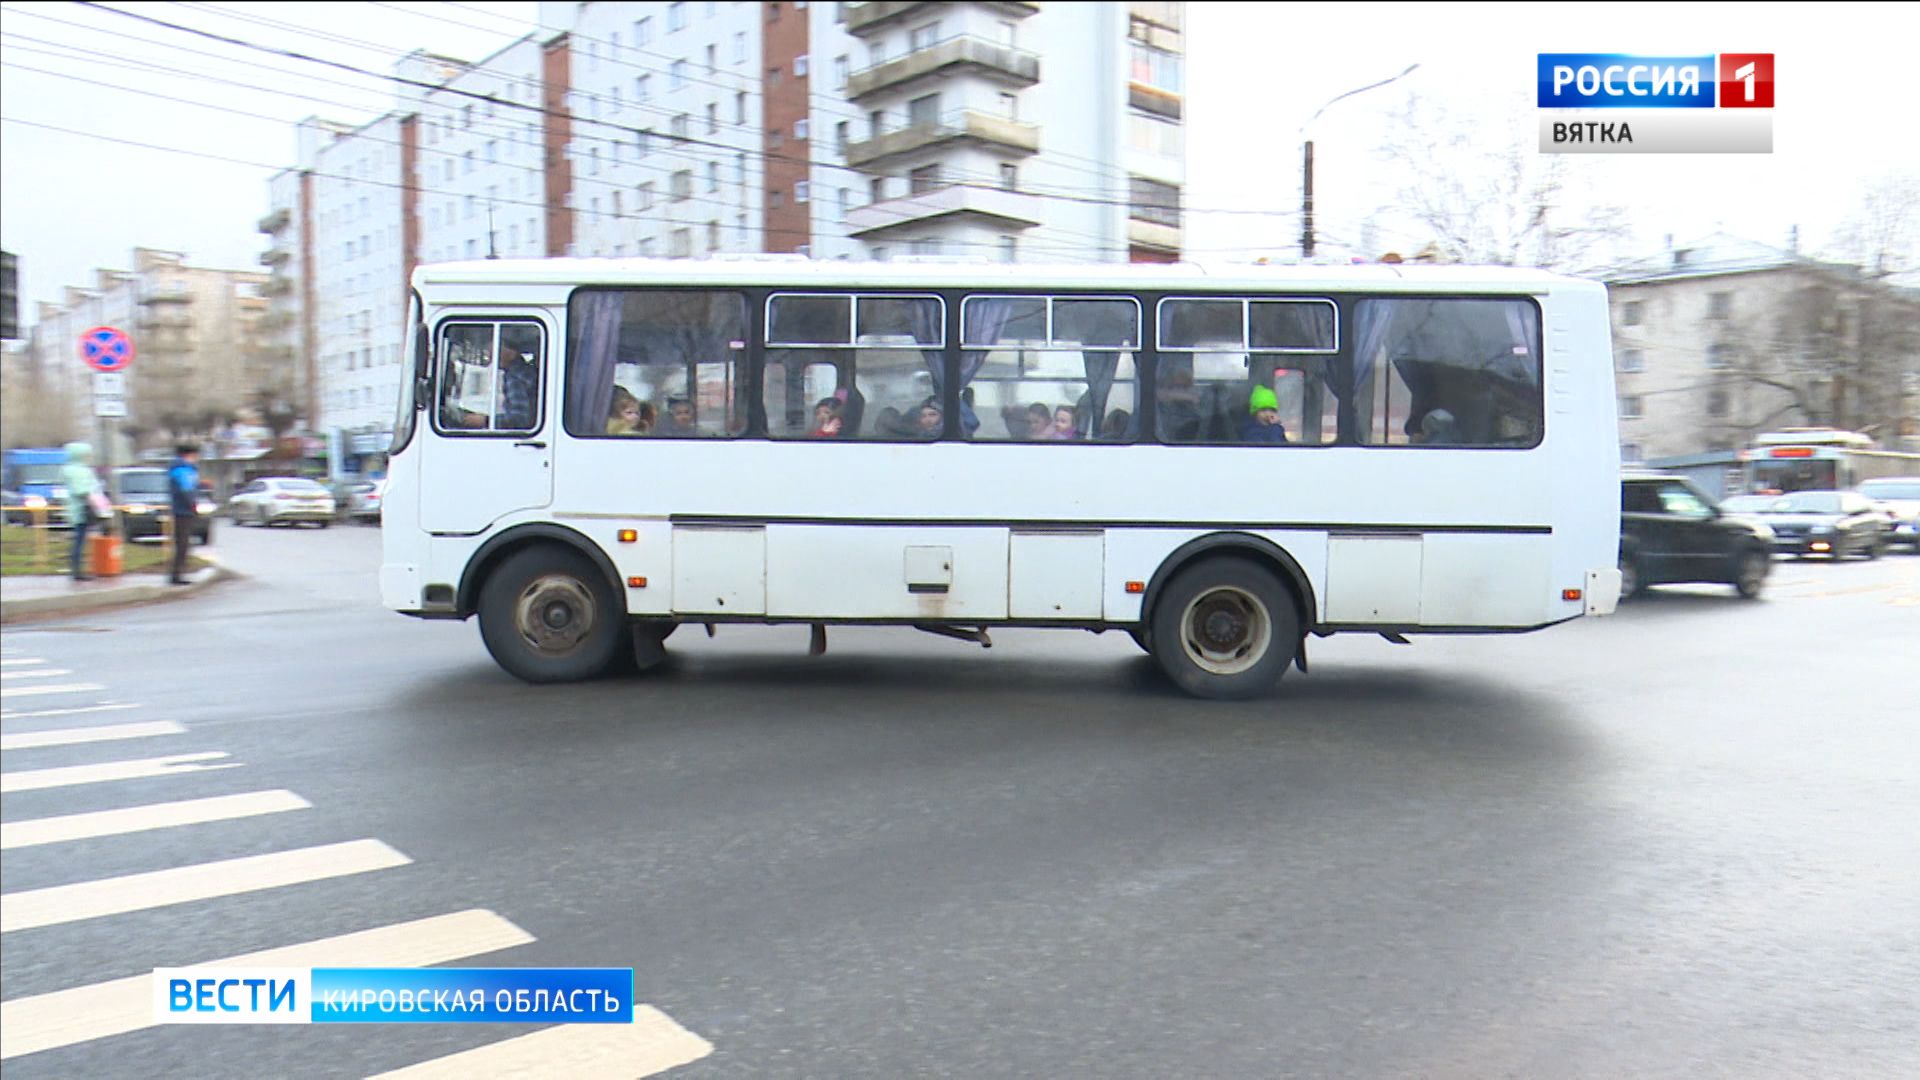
<box><xmin>0</xmin><ymin>645</ymin><xmax>714</xmax><ymax>1077</ymax></box>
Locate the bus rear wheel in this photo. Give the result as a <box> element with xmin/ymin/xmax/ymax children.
<box><xmin>479</xmin><ymin>546</ymin><xmax>623</xmax><ymax>683</ymax></box>
<box><xmin>1149</xmin><ymin>557</ymin><xmax>1299</xmax><ymax>700</ymax></box>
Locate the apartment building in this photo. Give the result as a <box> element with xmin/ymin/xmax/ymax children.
<box><xmin>14</xmin><ymin>249</ymin><xmax>271</xmax><ymax>455</ymax></box>
<box><xmin>264</xmin><ymin>1</ymin><xmax>1185</xmax><ymax>455</ymax></box>
<box><xmin>1607</xmin><ymin>233</ymin><xmax>1920</xmax><ymax>464</ymax></box>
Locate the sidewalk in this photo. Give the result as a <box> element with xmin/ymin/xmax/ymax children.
<box><xmin>0</xmin><ymin>554</ymin><xmax>237</xmax><ymax>624</ymax></box>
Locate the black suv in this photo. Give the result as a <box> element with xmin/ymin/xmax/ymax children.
<box><xmin>112</xmin><ymin>467</ymin><xmax>213</xmax><ymax>545</ymax></box>
<box><xmin>1620</xmin><ymin>472</ymin><xmax>1774</xmax><ymax>599</ymax></box>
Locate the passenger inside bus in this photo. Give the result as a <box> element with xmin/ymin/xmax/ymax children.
<box><xmin>1051</xmin><ymin>406</ymin><xmax>1082</xmax><ymax>441</ymax></box>
<box><xmin>1241</xmin><ymin>386</ymin><xmax>1290</xmax><ymax>444</ymax></box>
<box><xmin>661</xmin><ymin>398</ymin><xmax>697</xmax><ymax>437</ymax></box>
<box><xmin>606</xmin><ymin>387</ymin><xmax>644</xmax><ymax>435</ymax></box>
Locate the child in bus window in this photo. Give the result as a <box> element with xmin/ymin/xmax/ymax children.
<box><xmin>607</xmin><ymin>386</ymin><xmax>643</xmax><ymax>435</ymax></box>
<box><xmin>1242</xmin><ymin>386</ymin><xmax>1290</xmax><ymax>444</ymax></box>
<box><xmin>809</xmin><ymin>397</ymin><xmax>843</xmax><ymax>437</ymax></box>
<box><xmin>1051</xmin><ymin>406</ymin><xmax>1081</xmax><ymax>441</ymax></box>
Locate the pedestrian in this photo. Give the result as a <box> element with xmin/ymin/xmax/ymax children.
<box><xmin>168</xmin><ymin>443</ymin><xmax>201</xmax><ymax>585</ymax></box>
<box><xmin>60</xmin><ymin>441</ymin><xmax>101</xmax><ymax>581</ymax></box>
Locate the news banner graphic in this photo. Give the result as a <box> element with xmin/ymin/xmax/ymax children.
<box><xmin>154</xmin><ymin>967</ymin><xmax>636</xmax><ymax>1024</ymax></box>
<box><xmin>1537</xmin><ymin>53</ymin><xmax>1774</xmax><ymax>153</ymax></box>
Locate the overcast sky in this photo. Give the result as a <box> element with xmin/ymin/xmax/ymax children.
<box><xmin>3</xmin><ymin>1</ymin><xmax>1912</xmax><ymax>323</ymax></box>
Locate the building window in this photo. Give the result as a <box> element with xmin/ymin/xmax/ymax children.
<box><xmin>1000</xmin><ymin>236</ymin><xmax>1017</xmax><ymax>263</ymax></box>
<box><xmin>767</xmin><ymin>66</ymin><xmax>783</xmax><ymax>88</ymax></box>
<box><xmin>672</xmin><ymin>114</ymin><xmax>689</xmax><ymax>138</ymax></box>
<box><xmin>1130</xmin><ymin>42</ymin><xmax>1183</xmax><ymax>93</ymax></box>
<box><xmin>463</xmin><ymin>150</ymin><xmax>475</xmax><ymax>174</ymax></box>
<box><xmin>637</xmin><ymin>74</ymin><xmax>651</xmax><ymax>102</ymax></box>
<box><xmin>869</xmin><ymin>176</ymin><xmax>886</xmax><ymax>204</ymax></box>
<box><xmin>668</xmin><ymin>2</ymin><xmax>686</xmax><ymax>32</ymax></box>
<box><xmin>486</xmin><ymin>139</ymin><xmax>499</xmax><ymax>163</ymax></box>
<box><xmin>670</xmin><ymin>228</ymin><xmax>691</xmax><ymax>257</ymax></box>
<box><xmin>1000</xmin><ymin>92</ymin><xmax>1018</xmax><ymax>121</ymax></box>
<box><xmin>794</xmin><ymin>118</ymin><xmax>809</xmax><ymax>140</ymax></box>
<box><xmin>1128</xmin><ymin>177</ymin><xmax>1181</xmax><ymax>228</ymax></box>
<box><xmin>1708</xmin><ymin>291</ymin><xmax>1733</xmax><ymax>320</ymax></box>
<box><xmin>795</xmin><ymin>55</ymin><xmax>810</xmax><ymax>78</ymax></box>
<box><xmin>909</xmin><ymin>164</ymin><xmax>942</xmax><ymax>194</ymax></box>
<box><xmin>999</xmin><ymin>19</ymin><xmax>1017</xmax><ymax>46</ymax></box>
<box><xmin>1619</xmin><ymin>348</ymin><xmax>1644</xmax><ymax>372</ymax></box>
<box><xmin>771</xmin><ymin>190</ymin><xmax>785</xmax><ymax>209</ymax></box>
<box><xmin>912</xmin><ymin>238</ymin><xmax>942</xmax><ymax>256</ymax></box>
<box><xmin>639</xmin><ymin>237</ymin><xmax>656</xmax><ymax>257</ymax></box>
<box><xmin>1707</xmin><ymin>343</ymin><xmax>1732</xmax><ymax>370</ymax></box>
<box><xmin>869</xmin><ymin>109</ymin><xmax>884</xmax><ymax>139</ymax></box>
<box><xmin>869</xmin><ymin>41</ymin><xmax>887</xmax><ymax>67</ymax></box>
<box><xmin>908</xmin><ymin>93</ymin><xmax>940</xmax><ymax>128</ymax></box>
<box><xmin>638</xmin><ymin>128</ymin><xmax>653</xmax><ymax>157</ymax></box>
<box><xmin>588</xmin><ymin>147</ymin><xmax>600</xmax><ymax>175</ymax></box>
<box><xmin>707</xmin><ymin>161</ymin><xmax>720</xmax><ymax>191</ymax></box>
<box><xmin>795</xmin><ymin>181</ymin><xmax>810</xmax><ymax>203</ymax></box>
<box><xmin>1622</xmin><ymin>300</ymin><xmax>1645</xmax><ymax>326</ymax></box>
<box><xmin>707</xmin><ymin>102</ymin><xmax>719</xmax><ymax>133</ymax></box>
<box><xmin>671</xmin><ymin>60</ymin><xmax>688</xmax><ymax>90</ymax></box>
<box><xmin>639</xmin><ymin>182</ymin><xmax>656</xmax><ymax>210</ymax></box>
<box><xmin>835</xmin><ymin>120</ymin><xmax>849</xmax><ymax>151</ymax></box>
<box><xmin>910</xmin><ymin>21</ymin><xmax>942</xmax><ymax>51</ymax></box>
<box><xmin>672</xmin><ymin>170</ymin><xmax>692</xmax><ymax>200</ymax></box>
<box><xmin>1621</xmin><ymin>442</ymin><xmax>1642</xmax><ymax>463</ymax></box>
<box><xmin>837</xmin><ymin>187</ymin><xmax>850</xmax><ymax>218</ymax></box>
<box><xmin>733</xmin><ymin>32</ymin><xmax>746</xmax><ymax>63</ymax></box>
<box><xmin>706</xmin><ymin>44</ymin><xmax>717</xmax><ymax>74</ymax></box>
<box><xmin>1000</xmin><ymin>163</ymin><xmax>1018</xmax><ymax>191</ymax></box>
<box><xmin>834</xmin><ymin>54</ymin><xmax>849</xmax><ymax>87</ymax></box>
<box><xmin>736</xmin><ymin>91</ymin><xmax>748</xmax><ymax>124</ymax></box>
<box><xmin>737</xmin><ymin>212</ymin><xmax>747</xmax><ymax>241</ymax></box>
<box><xmin>1620</xmin><ymin>394</ymin><xmax>1644</xmax><ymax>420</ymax></box>
<box><xmin>708</xmin><ymin>219</ymin><xmax>720</xmax><ymax>252</ymax></box>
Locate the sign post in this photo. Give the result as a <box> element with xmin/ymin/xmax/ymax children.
<box><xmin>79</xmin><ymin>326</ymin><xmax>134</xmax><ymax>541</ymax></box>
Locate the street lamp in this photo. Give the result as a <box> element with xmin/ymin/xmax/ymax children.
<box><xmin>1301</xmin><ymin>63</ymin><xmax>1420</xmax><ymax>259</ymax></box>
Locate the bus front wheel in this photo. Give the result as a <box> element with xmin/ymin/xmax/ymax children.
<box><xmin>1149</xmin><ymin>557</ymin><xmax>1299</xmax><ymax>700</ymax></box>
<box><xmin>478</xmin><ymin>546</ymin><xmax>623</xmax><ymax>683</ymax></box>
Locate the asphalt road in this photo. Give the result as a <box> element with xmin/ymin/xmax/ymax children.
<box><xmin>3</xmin><ymin>523</ymin><xmax>1916</xmax><ymax>1079</ymax></box>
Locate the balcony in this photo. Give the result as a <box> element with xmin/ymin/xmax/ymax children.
<box><xmin>1129</xmin><ymin>82</ymin><xmax>1182</xmax><ymax>120</ymax></box>
<box><xmin>844</xmin><ymin>111</ymin><xmax>1040</xmax><ymax>169</ymax></box>
<box><xmin>260</xmin><ymin>247</ymin><xmax>292</xmax><ymax>267</ymax></box>
<box><xmin>257</xmin><ymin>207</ymin><xmax>291</xmax><ymax>233</ymax></box>
<box><xmin>136</xmin><ymin>308</ymin><xmax>195</xmax><ymax>330</ymax></box>
<box><xmin>845</xmin><ymin>2</ymin><xmax>1039</xmax><ymax>37</ymax></box>
<box><xmin>846</xmin><ymin>184</ymin><xmax>1042</xmax><ymax>238</ymax></box>
<box><xmin>1127</xmin><ymin>217</ymin><xmax>1181</xmax><ymax>253</ymax></box>
<box><xmin>139</xmin><ymin>285</ymin><xmax>194</xmax><ymax>305</ymax></box>
<box><xmin>847</xmin><ymin>36</ymin><xmax>1040</xmax><ymax>101</ymax></box>
<box><xmin>263</xmin><ymin>276</ymin><xmax>295</xmax><ymax>297</ymax></box>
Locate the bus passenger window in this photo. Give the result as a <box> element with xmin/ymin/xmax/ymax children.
<box><xmin>762</xmin><ymin>293</ymin><xmax>944</xmax><ymax>441</ymax></box>
<box><xmin>1353</xmin><ymin>298</ymin><xmax>1542</xmax><ymax>448</ymax></box>
<box><xmin>1154</xmin><ymin>297</ymin><xmax>1338</xmax><ymax>446</ymax></box>
<box><xmin>961</xmin><ymin>295</ymin><xmax>1139</xmax><ymax>442</ymax></box>
<box><xmin>565</xmin><ymin>290</ymin><xmax>750</xmax><ymax>439</ymax></box>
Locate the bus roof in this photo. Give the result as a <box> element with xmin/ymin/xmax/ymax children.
<box><xmin>411</xmin><ymin>257</ymin><xmax>1596</xmax><ymax>297</ymax></box>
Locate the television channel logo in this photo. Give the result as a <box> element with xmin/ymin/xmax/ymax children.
<box><xmin>1537</xmin><ymin>53</ymin><xmax>1774</xmax><ymax>153</ymax></box>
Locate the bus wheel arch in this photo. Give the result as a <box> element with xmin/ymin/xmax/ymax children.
<box><xmin>458</xmin><ymin>524</ymin><xmax>622</xmax><ymax>620</ymax></box>
<box><xmin>1139</xmin><ymin>535</ymin><xmax>1315</xmax><ymax>699</ymax></box>
<box><xmin>472</xmin><ymin>537</ymin><xmax>626</xmax><ymax>683</ymax></box>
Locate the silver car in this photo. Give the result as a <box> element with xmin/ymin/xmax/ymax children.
<box><xmin>230</xmin><ymin>477</ymin><xmax>337</xmax><ymax>528</ymax></box>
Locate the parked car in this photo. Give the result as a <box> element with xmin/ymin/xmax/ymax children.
<box><xmin>1620</xmin><ymin>472</ymin><xmax>1775</xmax><ymax>598</ymax></box>
<box><xmin>335</xmin><ymin>479</ymin><xmax>385</xmax><ymax>524</ymax></box>
<box><xmin>111</xmin><ymin>467</ymin><xmax>214</xmax><ymax>544</ymax></box>
<box><xmin>229</xmin><ymin>477</ymin><xmax>336</xmax><ymax>527</ymax></box>
<box><xmin>1857</xmin><ymin>477</ymin><xmax>1920</xmax><ymax>551</ymax></box>
<box><xmin>1747</xmin><ymin>490</ymin><xmax>1892</xmax><ymax>558</ymax></box>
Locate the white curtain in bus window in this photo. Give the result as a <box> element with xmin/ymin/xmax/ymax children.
<box><xmin>1155</xmin><ymin>298</ymin><xmax>1337</xmax><ymax>445</ymax></box>
<box><xmin>1352</xmin><ymin>298</ymin><xmax>1541</xmax><ymax>447</ymax></box>
<box><xmin>962</xmin><ymin>296</ymin><xmax>1139</xmax><ymax>442</ymax></box>
<box><xmin>566</xmin><ymin>290</ymin><xmax>748</xmax><ymax>438</ymax></box>
<box><xmin>763</xmin><ymin>293</ymin><xmax>943</xmax><ymax>440</ymax></box>
<box><xmin>439</xmin><ymin>324</ymin><xmax>497</xmax><ymax>430</ymax></box>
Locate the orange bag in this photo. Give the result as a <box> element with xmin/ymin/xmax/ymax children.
<box><xmin>89</xmin><ymin>533</ymin><xmax>124</xmax><ymax>578</ymax></box>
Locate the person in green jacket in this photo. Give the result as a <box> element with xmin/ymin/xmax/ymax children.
<box><xmin>61</xmin><ymin>441</ymin><xmax>100</xmax><ymax>581</ymax></box>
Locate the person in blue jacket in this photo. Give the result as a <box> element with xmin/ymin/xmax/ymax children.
<box><xmin>168</xmin><ymin>444</ymin><xmax>200</xmax><ymax>585</ymax></box>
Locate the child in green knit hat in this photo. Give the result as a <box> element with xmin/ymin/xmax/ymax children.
<box><xmin>1242</xmin><ymin>385</ymin><xmax>1289</xmax><ymax>444</ymax></box>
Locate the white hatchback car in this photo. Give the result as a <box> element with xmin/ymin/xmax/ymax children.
<box><xmin>230</xmin><ymin>477</ymin><xmax>337</xmax><ymax>528</ymax></box>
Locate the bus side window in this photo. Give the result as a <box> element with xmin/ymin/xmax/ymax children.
<box><xmin>1353</xmin><ymin>298</ymin><xmax>1542</xmax><ymax>448</ymax></box>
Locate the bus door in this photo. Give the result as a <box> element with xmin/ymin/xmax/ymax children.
<box><xmin>420</xmin><ymin>316</ymin><xmax>555</xmax><ymax>534</ymax></box>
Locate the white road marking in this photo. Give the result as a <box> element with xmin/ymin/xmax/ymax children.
<box><xmin>0</xmin><ymin>909</ymin><xmax>534</xmax><ymax>1061</ymax></box>
<box><xmin>0</xmin><ymin>668</ymin><xmax>71</xmax><ymax>680</ymax></box>
<box><xmin>0</xmin><ymin>658</ymin><xmax>48</xmax><ymax>667</ymax></box>
<box><xmin>370</xmin><ymin>1005</ymin><xmax>715</xmax><ymax>1080</ymax></box>
<box><xmin>1</xmin><ymin>683</ymin><xmax>105</xmax><ymax>698</ymax></box>
<box><xmin>0</xmin><ymin>839</ymin><xmax>412</xmax><ymax>933</ymax></box>
<box><xmin>0</xmin><ymin>751</ymin><xmax>235</xmax><ymax>793</ymax></box>
<box><xmin>0</xmin><ymin>703</ymin><xmax>139</xmax><ymax>721</ymax></box>
<box><xmin>0</xmin><ymin>790</ymin><xmax>312</xmax><ymax>850</ymax></box>
<box><xmin>0</xmin><ymin>720</ymin><xmax>186</xmax><ymax>751</ymax></box>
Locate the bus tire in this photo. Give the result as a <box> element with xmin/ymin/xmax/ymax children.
<box><xmin>1148</xmin><ymin>556</ymin><xmax>1298</xmax><ymax>700</ymax></box>
<box><xmin>478</xmin><ymin>546</ymin><xmax>623</xmax><ymax>683</ymax></box>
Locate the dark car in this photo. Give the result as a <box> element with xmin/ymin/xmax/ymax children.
<box><xmin>1749</xmin><ymin>490</ymin><xmax>1890</xmax><ymax>559</ymax></box>
<box><xmin>1620</xmin><ymin>473</ymin><xmax>1774</xmax><ymax>598</ymax></box>
<box><xmin>112</xmin><ymin>467</ymin><xmax>214</xmax><ymax>545</ymax></box>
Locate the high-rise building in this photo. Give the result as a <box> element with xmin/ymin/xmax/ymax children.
<box><xmin>266</xmin><ymin>1</ymin><xmax>1186</xmax><ymax>459</ymax></box>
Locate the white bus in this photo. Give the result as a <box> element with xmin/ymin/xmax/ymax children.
<box><xmin>381</xmin><ymin>259</ymin><xmax>1622</xmax><ymax>699</ymax></box>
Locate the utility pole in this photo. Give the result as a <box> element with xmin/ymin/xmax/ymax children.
<box><xmin>1300</xmin><ymin>63</ymin><xmax>1421</xmax><ymax>260</ymax></box>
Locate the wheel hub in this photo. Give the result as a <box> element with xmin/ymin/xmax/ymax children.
<box><xmin>515</xmin><ymin>575</ymin><xmax>596</xmax><ymax>656</ymax></box>
<box><xmin>1179</xmin><ymin>586</ymin><xmax>1270</xmax><ymax>676</ymax></box>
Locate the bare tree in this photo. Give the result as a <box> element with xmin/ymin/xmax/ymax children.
<box><xmin>1371</xmin><ymin>92</ymin><xmax>1627</xmax><ymax>269</ymax></box>
<box><xmin>1831</xmin><ymin>170</ymin><xmax>1920</xmax><ymax>277</ymax></box>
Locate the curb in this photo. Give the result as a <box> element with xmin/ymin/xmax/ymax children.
<box><xmin>0</xmin><ymin>555</ymin><xmax>241</xmax><ymax>624</ymax></box>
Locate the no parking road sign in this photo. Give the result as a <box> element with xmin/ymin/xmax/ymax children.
<box><xmin>80</xmin><ymin>325</ymin><xmax>135</xmax><ymax>372</ymax></box>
